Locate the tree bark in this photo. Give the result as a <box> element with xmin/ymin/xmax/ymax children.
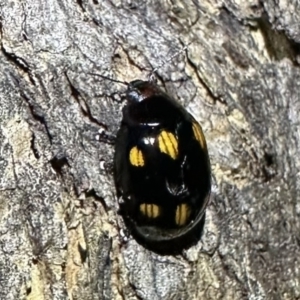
<box><xmin>0</xmin><ymin>0</ymin><xmax>299</xmax><ymax>299</ymax></box>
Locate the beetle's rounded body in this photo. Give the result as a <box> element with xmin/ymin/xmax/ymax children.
<box><xmin>114</xmin><ymin>80</ymin><xmax>211</xmax><ymax>253</ymax></box>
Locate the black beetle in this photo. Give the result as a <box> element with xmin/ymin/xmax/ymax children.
<box><xmin>113</xmin><ymin>79</ymin><xmax>211</xmax><ymax>253</ymax></box>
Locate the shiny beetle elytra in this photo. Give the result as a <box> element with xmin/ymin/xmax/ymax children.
<box><xmin>114</xmin><ymin>79</ymin><xmax>211</xmax><ymax>254</ymax></box>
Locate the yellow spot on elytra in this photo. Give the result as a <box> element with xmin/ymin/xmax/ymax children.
<box><xmin>140</xmin><ymin>203</ymin><xmax>160</xmax><ymax>218</ymax></box>
<box><xmin>192</xmin><ymin>122</ymin><xmax>207</xmax><ymax>150</ymax></box>
<box><xmin>158</xmin><ymin>131</ymin><xmax>178</xmax><ymax>159</ymax></box>
<box><xmin>129</xmin><ymin>146</ymin><xmax>144</xmax><ymax>167</ymax></box>
<box><xmin>175</xmin><ymin>203</ymin><xmax>191</xmax><ymax>226</ymax></box>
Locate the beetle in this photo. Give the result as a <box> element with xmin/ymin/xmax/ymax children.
<box><xmin>113</xmin><ymin>79</ymin><xmax>211</xmax><ymax>254</ymax></box>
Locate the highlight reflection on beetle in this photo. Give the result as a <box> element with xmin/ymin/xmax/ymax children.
<box><xmin>114</xmin><ymin>80</ymin><xmax>211</xmax><ymax>253</ymax></box>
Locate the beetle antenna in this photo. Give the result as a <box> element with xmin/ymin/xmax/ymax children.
<box><xmin>148</xmin><ymin>41</ymin><xmax>193</xmax><ymax>82</ymax></box>
<box><xmin>88</xmin><ymin>72</ymin><xmax>129</xmax><ymax>86</ymax></box>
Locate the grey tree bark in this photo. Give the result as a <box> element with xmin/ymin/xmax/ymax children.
<box><xmin>0</xmin><ymin>0</ymin><xmax>299</xmax><ymax>299</ymax></box>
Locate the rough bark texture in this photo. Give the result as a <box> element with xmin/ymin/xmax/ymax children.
<box><xmin>0</xmin><ymin>1</ymin><xmax>299</xmax><ymax>299</ymax></box>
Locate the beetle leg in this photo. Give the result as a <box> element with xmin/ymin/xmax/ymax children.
<box><xmin>97</xmin><ymin>128</ymin><xmax>116</xmax><ymax>145</ymax></box>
